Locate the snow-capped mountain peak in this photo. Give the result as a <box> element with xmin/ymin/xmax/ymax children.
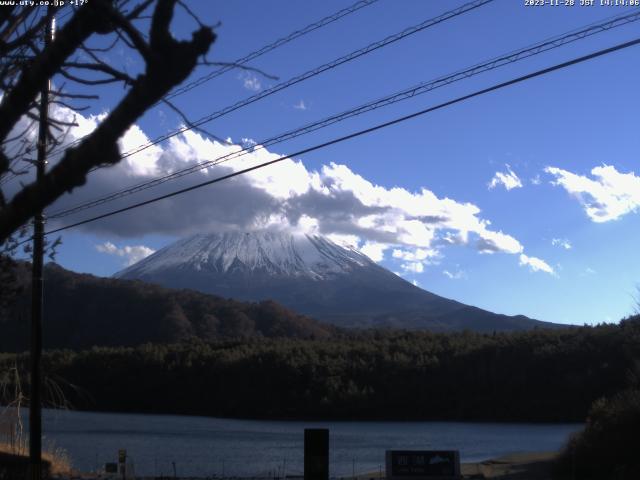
<box><xmin>116</xmin><ymin>231</ymin><xmax>373</xmax><ymax>281</ymax></box>
<box><xmin>115</xmin><ymin>229</ymin><xmax>554</xmax><ymax>332</ymax></box>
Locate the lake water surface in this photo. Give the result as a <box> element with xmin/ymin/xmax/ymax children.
<box><xmin>35</xmin><ymin>409</ymin><xmax>581</xmax><ymax>477</ymax></box>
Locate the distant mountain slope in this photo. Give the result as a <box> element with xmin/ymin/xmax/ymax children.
<box><xmin>117</xmin><ymin>231</ymin><xmax>560</xmax><ymax>332</ymax></box>
<box><xmin>0</xmin><ymin>263</ymin><xmax>335</xmax><ymax>352</ymax></box>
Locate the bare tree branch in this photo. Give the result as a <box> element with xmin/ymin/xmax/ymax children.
<box><xmin>0</xmin><ymin>1</ymin><xmax>117</xmax><ymax>146</ymax></box>
<box><xmin>63</xmin><ymin>61</ymin><xmax>136</xmax><ymax>85</ymax></box>
<box><xmin>161</xmin><ymin>97</ymin><xmax>230</xmax><ymax>145</ymax></box>
<box><xmin>49</xmin><ymin>90</ymin><xmax>99</xmax><ymax>100</ymax></box>
<box><xmin>0</xmin><ymin>0</ymin><xmax>216</xmax><ymax>243</ymax></box>
<box><xmin>125</xmin><ymin>0</ymin><xmax>156</xmax><ymax>20</ymax></box>
<box><xmin>108</xmin><ymin>7</ymin><xmax>153</xmax><ymax>62</ymax></box>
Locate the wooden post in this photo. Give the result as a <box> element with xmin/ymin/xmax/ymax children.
<box><xmin>29</xmin><ymin>8</ymin><xmax>54</xmax><ymax>480</ymax></box>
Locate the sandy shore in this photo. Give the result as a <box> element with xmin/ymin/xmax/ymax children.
<box><xmin>461</xmin><ymin>451</ymin><xmax>557</xmax><ymax>479</ymax></box>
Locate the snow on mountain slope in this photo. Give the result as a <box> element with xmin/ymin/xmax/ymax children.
<box><xmin>116</xmin><ymin>230</ymin><xmax>559</xmax><ymax>332</ymax></box>
<box><xmin>117</xmin><ymin>231</ymin><xmax>372</xmax><ymax>280</ymax></box>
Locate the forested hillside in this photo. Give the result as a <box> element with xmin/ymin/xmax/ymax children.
<box><xmin>2</xmin><ymin>318</ymin><xmax>638</xmax><ymax>422</ymax></box>
<box><xmin>0</xmin><ymin>263</ymin><xmax>334</xmax><ymax>351</ymax></box>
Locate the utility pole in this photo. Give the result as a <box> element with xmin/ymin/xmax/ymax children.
<box><xmin>30</xmin><ymin>8</ymin><xmax>54</xmax><ymax>480</ymax></box>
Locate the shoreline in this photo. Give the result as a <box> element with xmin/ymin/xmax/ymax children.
<box><xmin>461</xmin><ymin>451</ymin><xmax>557</xmax><ymax>478</ymax></box>
<box><xmin>0</xmin><ymin>449</ymin><xmax>559</xmax><ymax>480</ymax></box>
<box><xmin>14</xmin><ymin>406</ymin><xmax>584</xmax><ymax>425</ymax></box>
<box><xmin>356</xmin><ymin>452</ymin><xmax>558</xmax><ymax>479</ymax></box>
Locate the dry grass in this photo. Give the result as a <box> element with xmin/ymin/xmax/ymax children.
<box><xmin>0</xmin><ymin>440</ymin><xmax>73</xmax><ymax>476</ymax></box>
<box><xmin>0</xmin><ymin>406</ymin><xmax>73</xmax><ymax>476</ymax></box>
<box><xmin>1</xmin><ymin>363</ymin><xmax>79</xmax><ymax>476</ymax></box>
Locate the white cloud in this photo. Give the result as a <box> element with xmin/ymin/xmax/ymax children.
<box><xmin>401</xmin><ymin>262</ymin><xmax>424</xmax><ymax>273</ymax></box>
<box><xmin>360</xmin><ymin>242</ymin><xmax>387</xmax><ymax>262</ymax></box>
<box><xmin>293</xmin><ymin>100</ymin><xmax>307</xmax><ymax>111</ymax></box>
<box><xmin>443</xmin><ymin>269</ymin><xmax>466</xmax><ymax>280</ymax></box>
<box><xmin>488</xmin><ymin>164</ymin><xmax>523</xmax><ymax>191</ymax></box>
<box><xmin>551</xmin><ymin>238</ymin><xmax>572</xmax><ymax>250</ymax></box>
<box><xmin>242</xmin><ymin>74</ymin><xmax>261</xmax><ymax>92</ymax></box>
<box><xmin>531</xmin><ymin>174</ymin><xmax>541</xmax><ymax>186</ymax></box>
<box><xmin>241</xmin><ymin>137</ymin><xmax>257</xmax><ymax>150</ymax></box>
<box><xmin>6</xmin><ymin>104</ymin><xmax>549</xmax><ymax>276</ymax></box>
<box><xmin>392</xmin><ymin>248</ymin><xmax>438</xmax><ymax>262</ymax></box>
<box><xmin>546</xmin><ymin>164</ymin><xmax>640</xmax><ymax>222</ymax></box>
<box><xmin>96</xmin><ymin>242</ymin><xmax>155</xmax><ymax>266</ymax></box>
<box><xmin>476</xmin><ymin>227</ymin><xmax>523</xmax><ymax>254</ymax></box>
<box><xmin>411</xmin><ymin>279</ymin><xmax>420</xmax><ymax>287</ymax></box>
<box><xmin>519</xmin><ymin>253</ymin><xmax>555</xmax><ymax>275</ymax></box>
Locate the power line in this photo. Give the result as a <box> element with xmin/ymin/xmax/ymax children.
<box><xmin>7</xmin><ymin>0</ymin><xmax>491</xmax><ymax>189</ymax></box>
<box><xmin>47</xmin><ymin>8</ymin><xmax>640</xmax><ymax>220</ymax></box>
<box><xmin>37</xmin><ymin>35</ymin><xmax>640</xmax><ymax>240</ymax></box>
<box><xmin>0</xmin><ymin>6</ymin><xmax>72</xmax><ymax>188</ymax></box>
<box><xmin>33</xmin><ymin>0</ymin><xmax>491</xmax><ymax>175</ymax></box>
<box><xmin>41</xmin><ymin>0</ymin><xmax>381</xmax><ymax>161</ymax></box>
<box><xmin>165</xmin><ymin>0</ymin><xmax>381</xmax><ymax>101</ymax></box>
<box><xmin>117</xmin><ymin>0</ymin><xmax>494</xmax><ymax>160</ymax></box>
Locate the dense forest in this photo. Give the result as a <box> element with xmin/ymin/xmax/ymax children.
<box><xmin>2</xmin><ymin>318</ymin><xmax>639</xmax><ymax>422</ymax></box>
<box><xmin>0</xmin><ymin>262</ymin><xmax>335</xmax><ymax>351</ymax></box>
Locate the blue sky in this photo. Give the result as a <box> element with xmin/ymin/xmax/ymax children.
<box><xmin>14</xmin><ymin>0</ymin><xmax>640</xmax><ymax>326</ymax></box>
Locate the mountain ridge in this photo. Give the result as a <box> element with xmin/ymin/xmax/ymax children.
<box><xmin>0</xmin><ymin>261</ymin><xmax>336</xmax><ymax>351</ymax></box>
<box><xmin>117</xmin><ymin>230</ymin><xmax>561</xmax><ymax>332</ymax></box>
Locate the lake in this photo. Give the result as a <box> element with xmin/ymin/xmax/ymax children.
<box><xmin>31</xmin><ymin>409</ymin><xmax>581</xmax><ymax>477</ymax></box>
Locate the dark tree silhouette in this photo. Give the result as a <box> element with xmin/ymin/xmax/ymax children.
<box><xmin>0</xmin><ymin>0</ymin><xmax>216</xmax><ymax>243</ymax></box>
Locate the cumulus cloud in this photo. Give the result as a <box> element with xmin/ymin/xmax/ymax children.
<box><xmin>360</xmin><ymin>242</ymin><xmax>387</xmax><ymax>262</ymax></box>
<box><xmin>241</xmin><ymin>137</ymin><xmax>257</xmax><ymax>150</ymax></box>
<box><xmin>488</xmin><ymin>164</ymin><xmax>523</xmax><ymax>191</ymax></box>
<box><xmin>392</xmin><ymin>248</ymin><xmax>439</xmax><ymax>275</ymax></box>
<box><xmin>2</xmin><ymin>104</ymin><xmax>553</xmax><ymax>275</ymax></box>
<box><xmin>95</xmin><ymin>242</ymin><xmax>155</xmax><ymax>266</ymax></box>
<box><xmin>475</xmin><ymin>228</ymin><xmax>523</xmax><ymax>254</ymax></box>
<box><xmin>551</xmin><ymin>238</ymin><xmax>572</xmax><ymax>250</ymax></box>
<box><xmin>392</xmin><ymin>248</ymin><xmax>438</xmax><ymax>262</ymax></box>
<box><xmin>401</xmin><ymin>262</ymin><xmax>424</xmax><ymax>274</ymax></box>
<box><xmin>546</xmin><ymin>165</ymin><xmax>640</xmax><ymax>222</ymax></box>
<box><xmin>519</xmin><ymin>253</ymin><xmax>555</xmax><ymax>275</ymax></box>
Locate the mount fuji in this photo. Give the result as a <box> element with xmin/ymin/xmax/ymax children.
<box><xmin>116</xmin><ymin>230</ymin><xmax>557</xmax><ymax>332</ymax></box>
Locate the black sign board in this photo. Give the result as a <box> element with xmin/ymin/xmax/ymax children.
<box><xmin>105</xmin><ymin>463</ymin><xmax>118</xmax><ymax>473</ymax></box>
<box><xmin>385</xmin><ymin>450</ymin><xmax>461</xmax><ymax>479</ymax></box>
<box><xmin>304</xmin><ymin>428</ymin><xmax>329</xmax><ymax>480</ymax></box>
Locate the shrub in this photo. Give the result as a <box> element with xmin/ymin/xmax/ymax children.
<box><xmin>554</xmin><ymin>388</ymin><xmax>640</xmax><ymax>479</ymax></box>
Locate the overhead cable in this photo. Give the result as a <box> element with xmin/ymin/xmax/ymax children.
<box><xmin>37</xmin><ymin>35</ymin><xmax>640</xmax><ymax>239</ymax></box>
<box><xmin>47</xmin><ymin>8</ymin><xmax>640</xmax><ymax>220</ymax></box>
